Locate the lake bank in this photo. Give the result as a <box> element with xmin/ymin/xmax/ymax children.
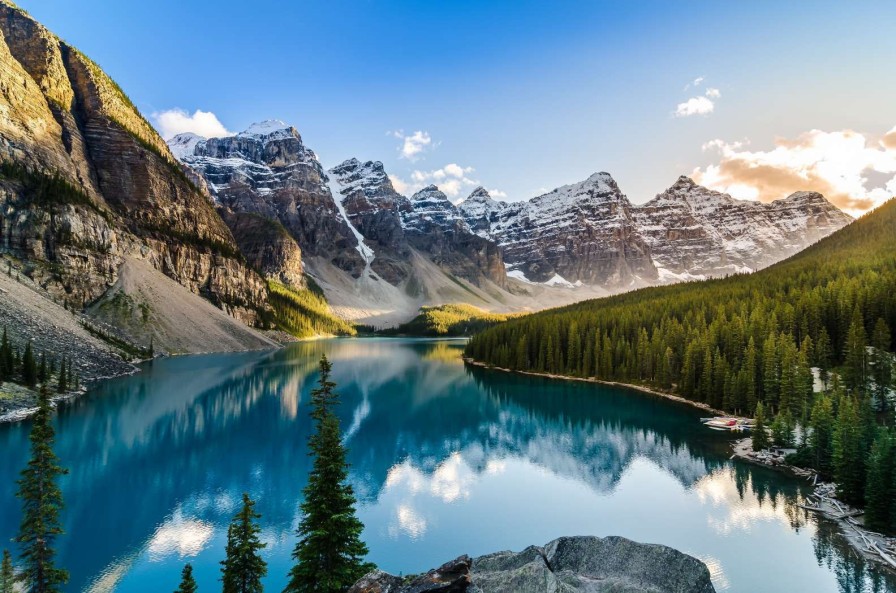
<box><xmin>462</xmin><ymin>357</ymin><xmax>728</xmax><ymax>416</ymax></box>
<box><xmin>2</xmin><ymin>339</ymin><xmax>894</xmax><ymax>591</ymax></box>
<box><xmin>464</xmin><ymin>356</ymin><xmax>896</xmax><ymax>577</ymax></box>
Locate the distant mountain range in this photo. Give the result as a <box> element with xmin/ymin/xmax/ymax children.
<box><xmin>169</xmin><ymin>121</ymin><xmax>851</xmax><ymax>325</ymax></box>
<box><xmin>0</xmin><ymin>0</ymin><xmax>853</xmax><ymax>362</ymax></box>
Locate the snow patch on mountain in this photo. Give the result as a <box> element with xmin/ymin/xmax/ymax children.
<box><xmin>238</xmin><ymin>119</ymin><xmax>295</xmax><ymax>141</ymax></box>
<box><xmin>327</xmin><ymin>173</ymin><xmax>376</xmax><ymax>274</ymax></box>
<box><xmin>167</xmin><ymin>132</ymin><xmax>205</xmax><ymax>160</ymax></box>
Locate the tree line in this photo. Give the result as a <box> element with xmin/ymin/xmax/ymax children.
<box><xmin>1</xmin><ymin>356</ymin><xmax>372</xmax><ymax>593</ymax></box>
<box><xmin>467</xmin><ymin>198</ymin><xmax>896</xmax><ymax>533</ymax></box>
<box><xmin>0</xmin><ymin>328</ymin><xmax>79</xmax><ymax>394</ymax></box>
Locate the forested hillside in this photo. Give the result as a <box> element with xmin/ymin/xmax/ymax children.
<box><xmin>467</xmin><ymin>197</ymin><xmax>896</xmax><ymax>531</ymax></box>
<box><xmin>385</xmin><ymin>304</ymin><xmax>513</xmax><ymax>336</ymax></box>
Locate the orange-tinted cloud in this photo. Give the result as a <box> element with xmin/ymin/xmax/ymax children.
<box><xmin>693</xmin><ymin>127</ymin><xmax>896</xmax><ymax>216</ymax></box>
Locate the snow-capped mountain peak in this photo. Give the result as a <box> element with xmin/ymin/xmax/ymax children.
<box><xmin>632</xmin><ymin>177</ymin><xmax>853</xmax><ymax>279</ymax></box>
<box><xmin>328</xmin><ymin>159</ymin><xmax>396</xmax><ymax>200</ymax></box>
<box><xmin>167</xmin><ymin>132</ymin><xmax>205</xmax><ymax>159</ymax></box>
<box><xmin>239</xmin><ymin>119</ymin><xmax>294</xmax><ymax>137</ymax></box>
<box><xmin>529</xmin><ymin>171</ymin><xmax>625</xmax><ymax>213</ymax></box>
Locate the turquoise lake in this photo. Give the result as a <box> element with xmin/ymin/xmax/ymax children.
<box><xmin>0</xmin><ymin>338</ymin><xmax>893</xmax><ymax>592</ymax></box>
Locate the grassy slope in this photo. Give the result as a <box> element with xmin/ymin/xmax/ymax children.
<box><xmin>267</xmin><ymin>280</ymin><xmax>357</xmax><ymax>338</ymax></box>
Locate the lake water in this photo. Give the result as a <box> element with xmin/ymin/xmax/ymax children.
<box><xmin>0</xmin><ymin>338</ymin><xmax>893</xmax><ymax>592</ymax></box>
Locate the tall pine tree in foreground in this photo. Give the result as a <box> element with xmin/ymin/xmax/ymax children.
<box><xmin>221</xmin><ymin>493</ymin><xmax>267</xmax><ymax>593</ymax></box>
<box><xmin>1</xmin><ymin>550</ymin><xmax>14</xmax><ymax>593</ymax></box>
<box><xmin>284</xmin><ymin>355</ymin><xmax>372</xmax><ymax>593</ymax></box>
<box><xmin>16</xmin><ymin>386</ymin><xmax>68</xmax><ymax>593</ymax></box>
<box><xmin>175</xmin><ymin>563</ymin><xmax>198</xmax><ymax>593</ymax></box>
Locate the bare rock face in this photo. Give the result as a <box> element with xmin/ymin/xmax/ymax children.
<box><xmin>632</xmin><ymin>176</ymin><xmax>853</xmax><ymax>280</ymax></box>
<box><xmin>460</xmin><ymin>175</ymin><xmax>852</xmax><ymax>288</ymax></box>
<box><xmin>327</xmin><ymin>158</ymin><xmax>412</xmax><ymax>284</ymax></box>
<box><xmin>349</xmin><ymin>536</ymin><xmax>716</xmax><ymax>593</ymax></box>
<box><xmin>174</xmin><ymin>122</ymin><xmax>365</xmax><ymax>277</ymax></box>
<box><xmin>0</xmin><ymin>1</ymin><xmax>267</xmax><ymax>326</ymax></box>
<box><xmin>403</xmin><ymin>185</ymin><xmax>506</xmax><ymax>288</ymax></box>
<box><xmin>220</xmin><ymin>210</ymin><xmax>305</xmax><ymax>288</ymax></box>
<box><xmin>460</xmin><ymin>174</ymin><xmax>658</xmax><ymax>286</ymax></box>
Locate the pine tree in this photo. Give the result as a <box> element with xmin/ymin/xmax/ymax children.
<box><xmin>0</xmin><ymin>327</ymin><xmax>13</xmax><ymax>382</ymax></box>
<box><xmin>808</xmin><ymin>394</ymin><xmax>836</xmax><ymax>478</ymax></box>
<box><xmin>844</xmin><ymin>308</ymin><xmax>868</xmax><ymax>393</ymax></box>
<box><xmin>815</xmin><ymin>328</ymin><xmax>833</xmax><ymax>387</ymax></box>
<box><xmin>752</xmin><ymin>401</ymin><xmax>769</xmax><ymax>451</ymax></box>
<box><xmin>38</xmin><ymin>353</ymin><xmax>47</xmax><ymax>385</ymax></box>
<box><xmin>221</xmin><ymin>493</ymin><xmax>266</xmax><ymax>593</ymax></box>
<box><xmin>870</xmin><ymin>318</ymin><xmax>892</xmax><ymax>411</ymax></box>
<box><xmin>762</xmin><ymin>332</ymin><xmax>779</xmax><ymax>405</ymax></box>
<box><xmin>15</xmin><ymin>386</ymin><xmax>69</xmax><ymax>593</ymax></box>
<box><xmin>56</xmin><ymin>359</ymin><xmax>67</xmax><ymax>394</ymax></box>
<box><xmin>1</xmin><ymin>550</ymin><xmax>14</xmax><ymax>593</ymax></box>
<box><xmin>21</xmin><ymin>341</ymin><xmax>37</xmax><ymax>388</ymax></box>
<box><xmin>175</xmin><ymin>563</ymin><xmax>198</xmax><ymax>593</ymax></box>
<box><xmin>771</xmin><ymin>409</ymin><xmax>795</xmax><ymax>448</ymax></box>
<box><xmin>864</xmin><ymin>428</ymin><xmax>895</xmax><ymax>532</ymax></box>
<box><xmin>284</xmin><ymin>355</ymin><xmax>373</xmax><ymax>593</ymax></box>
<box><xmin>833</xmin><ymin>396</ymin><xmax>866</xmax><ymax>505</ymax></box>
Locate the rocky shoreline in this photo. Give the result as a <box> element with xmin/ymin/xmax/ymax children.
<box><xmin>731</xmin><ymin>437</ymin><xmax>896</xmax><ymax>573</ymax></box>
<box><xmin>465</xmin><ymin>359</ymin><xmax>896</xmax><ymax>575</ymax></box>
<box><xmin>349</xmin><ymin>536</ymin><xmax>716</xmax><ymax>593</ymax></box>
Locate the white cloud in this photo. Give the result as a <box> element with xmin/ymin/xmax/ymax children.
<box><xmin>390</xmin><ymin>129</ymin><xmax>434</xmax><ymax>161</ymax></box>
<box><xmin>684</xmin><ymin>76</ymin><xmax>705</xmax><ymax>91</ymax></box>
<box><xmin>693</xmin><ymin>125</ymin><xmax>896</xmax><ymax>215</ymax></box>
<box><xmin>488</xmin><ymin>188</ymin><xmax>508</xmax><ymax>198</ymax></box>
<box><xmin>389</xmin><ymin>174</ymin><xmax>410</xmax><ymax>195</ymax></box>
<box><xmin>676</xmin><ymin>78</ymin><xmax>721</xmax><ymax>117</ymax></box>
<box><xmin>392</xmin><ymin>163</ymin><xmax>480</xmax><ymax>199</ymax></box>
<box><xmin>675</xmin><ymin>96</ymin><xmax>715</xmax><ymax>117</ymax></box>
<box><xmin>152</xmin><ymin>108</ymin><xmax>232</xmax><ymax>140</ymax></box>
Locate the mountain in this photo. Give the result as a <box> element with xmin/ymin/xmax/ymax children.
<box><xmin>458</xmin><ymin>174</ymin><xmax>851</xmax><ymax>285</ymax></box>
<box><xmin>0</xmin><ymin>1</ymin><xmax>274</xmax><ymax>360</ymax></box>
<box><xmin>173</xmin><ymin>119</ymin><xmax>851</xmax><ymax>326</ymax></box>
<box><xmin>458</xmin><ymin>173</ymin><xmax>658</xmax><ymax>286</ymax></box>
<box><xmin>171</xmin><ymin>133</ymin><xmax>519</xmax><ymax>327</ymax></box>
<box><xmin>466</xmin><ymin>192</ymin><xmax>894</xmax><ymax>414</ymax></box>
<box><xmin>0</xmin><ymin>1</ymin><xmax>855</xmax><ymax>350</ymax></box>
<box><xmin>403</xmin><ymin>185</ymin><xmax>506</xmax><ymax>288</ymax></box>
<box><xmin>170</xmin><ymin>121</ymin><xmax>365</xmax><ymax>280</ymax></box>
<box><xmin>632</xmin><ymin>176</ymin><xmax>854</xmax><ymax>280</ymax></box>
<box><xmin>326</xmin><ymin>158</ymin><xmax>413</xmax><ymax>284</ymax></box>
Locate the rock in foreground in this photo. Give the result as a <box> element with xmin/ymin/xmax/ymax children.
<box><xmin>349</xmin><ymin>536</ymin><xmax>715</xmax><ymax>593</ymax></box>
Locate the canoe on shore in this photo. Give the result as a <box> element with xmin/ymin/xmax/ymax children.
<box><xmin>701</xmin><ymin>416</ymin><xmax>755</xmax><ymax>431</ymax></box>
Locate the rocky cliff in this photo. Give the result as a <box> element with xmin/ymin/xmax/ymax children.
<box><xmin>348</xmin><ymin>536</ymin><xmax>716</xmax><ymax>593</ymax></box>
<box><xmin>173</xmin><ymin>121</ymin><xmax>366</xmax><ymax>280</ymax></box>
<box><xmin>0</xmin><ymin>1</ymin><xmax>270</xmax><ymax>352</ymax></box>
<box><xmin>403</xmin><ymin>185</ymin><xmax>506</xmax><ymax>288</ymax></box>
<box><xmin>632</xmin><ymin>176</ymin><xmax>853</xmax><ymax>280</ymax></box>
<box><xmin>458</xmin><ymin>173</ymin><xmax>658</xmax><ymax>286</ymax></box>
<box><xmin>327</xmin><ymin>158</ymin><xmax>414</xmax><ymax>284</ymax></box>
<box><xmin>458</xmin><ymin>174</ymin><xmax>852</xmax><ymax>286</ymax></box>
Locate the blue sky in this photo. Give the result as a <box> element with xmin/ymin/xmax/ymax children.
<box><xmin>18</xmin><ymin>0</ymin><xmax>896</xmax><ymax>213</ymax></box>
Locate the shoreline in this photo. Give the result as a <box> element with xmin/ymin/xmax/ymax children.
<box><xmin>0</xmin><ymin>340</ymin><xmax>286</xmax><ymax>424</ymax></box>
<box><xmin>462</xmin><ymin>358</ymin><xmax>728</xmax><ymax>416</ymax></box>
<box><xmin>730</xmin><ymin>437</ymin><xmax>896</xmax><ymax>573</ymax></box>
<box><xmin>465</xmin><ymin>356</ymin><xmax>896</xmax><ymax>575</ymax></box>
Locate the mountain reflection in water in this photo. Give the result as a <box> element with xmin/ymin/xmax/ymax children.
<box><xmin>0</xmin><ymin>339</ymin><xmax>891</xmax><ymax>593</ymax></box>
